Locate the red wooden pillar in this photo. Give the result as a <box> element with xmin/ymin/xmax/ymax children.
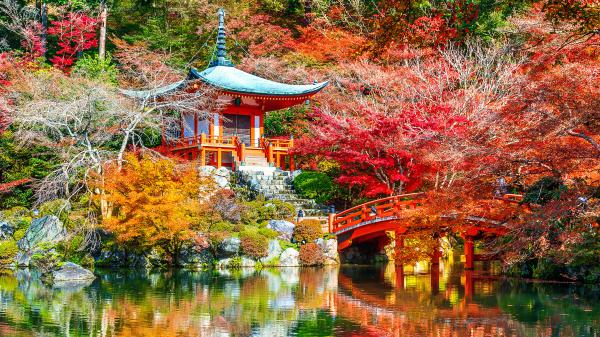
<box><xmin>328</xmin><ymin>212</ymin><xmax>335</xmax><ymax>233</ymax></box>
<box><xmin>289</xmin><ymin>155</ymin><xmax>295</xmax><ymax>171</ymax></box>
<box><xmin>193</xmin><ymin>112</ymin><xmax>198</xmax><ymax>138</ymax></box>
<box><xmin>464</xmin><ymin>269</ymin><xmax>474</xmax><ymax>300</ymax></box>
<box><xmin>464</xmin><ymin>236</ymin><xmax>474</xmax><ymax>270</ymax></box>
<box><xmin>431</xmin><ymin>263</ymin><xmax>440</xmax><ymax>294</ymax></box>
<box><xmin>395</xmin><ymin>264</ymin><xmax>404</xmax><ymax>289</ymax></box>
<box><xmin>431</xmin><ymin>238</ymin><xmax>441</xmax><ymax>265</ymax></box>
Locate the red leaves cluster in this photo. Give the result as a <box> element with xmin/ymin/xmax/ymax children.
<box><xmin>408</xmin><ymin>15</ymin><xmax>458</xmax><ymax>47</ymax></box>
<box><xmin>20</xmin><ymin>22</ymin><xmax>46</xmax><ymax>61</ymax></box>
<box><xmin>295</xmin><ymin>103</ymin><xmax>468</xmax><ymax>197</ymax></box>
<box><xmin>47</xmin><ymin>13</ymin><xmax>99</xmax><ymax>71</ymax></box>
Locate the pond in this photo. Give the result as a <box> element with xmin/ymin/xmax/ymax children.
<box><xmin>0</xmin><ymin>262</ymin><xmax>599</xmax><ymax>336</ymax></box>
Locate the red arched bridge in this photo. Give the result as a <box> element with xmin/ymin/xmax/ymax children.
<box><xmin>326</xmin><ymin>192</ymin><xmax>527</xmax><ymax>269</ymax></box>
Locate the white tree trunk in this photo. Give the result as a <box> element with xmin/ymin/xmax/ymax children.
<box><xmin>99</xmin><ymin>1</ymin><xmax>108</xmax><ymax>61</ymax></box>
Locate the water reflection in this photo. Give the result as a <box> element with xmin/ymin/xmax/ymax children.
<box><xmin>0</xmin><ymin>263</ymin><xmax>598</xmax><ymax>336</ymax></box>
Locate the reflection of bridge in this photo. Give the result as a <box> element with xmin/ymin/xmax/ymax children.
<box><xmin>330</xmin><ymin>267</ymin><xmax>514</xmax><ymax>337</ymax></box>
<box><xmin>327</xmin><ymin>193</ymin><xmax>527</xmax><ymax>269</ymax></box>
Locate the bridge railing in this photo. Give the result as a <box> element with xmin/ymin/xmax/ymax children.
<box><xmin>330</xmin><ymin>193</ymin><xmax>427</xmax><ymax>233</ymax></box>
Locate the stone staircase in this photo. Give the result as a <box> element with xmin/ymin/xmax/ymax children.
<box><xmin>243</xmin><ymin>154</ymin><xmax>270</xmax><ymax>167</ymax></box>
<box><xmin>237</xmin><ymin>169</ymin><xmax>327</xmax><ymax>217</ymax></box>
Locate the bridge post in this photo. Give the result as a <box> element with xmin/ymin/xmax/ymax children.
<box><xmin>395</xmin><ymin>264</ymin><xmax>404</xmax><ymax>290</ymax></box>
<box><xmin>328</xmin><ymin>212</ymin><xmax>335</xmax><ymax>233</ymax></box>
<box><xmin>464</xmin><ymin>236</ymin><xmax>475</xmax><ymax>270</ymax></box>
<box><xmin>431</xmin><ymin>238</ymin><xmax>441</xmax><ymax>265</ymax></box>
<box><xmin>431</xmin><ymin>263</ymin><xmax>440</xmax><ymax>294</ymax></box>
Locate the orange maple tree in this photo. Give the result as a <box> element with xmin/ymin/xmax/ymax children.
<box><xmin>98</xmin><ymin>154</ymin><xmax>215</xmax><ymax>265</ymax></box>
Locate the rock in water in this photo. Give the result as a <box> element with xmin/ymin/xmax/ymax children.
<box><xmin>316</xmin><ymin>238</ymin><xmax>340</xmax><ymax>265</ymax></box>
<box><xmin>16</xmin><ymin>216</ymin><xmax>66</xmax><ymax>267</ymax></box>
<box><xmin>267</xmin><ymin>220</ymin><xmax>296</xmax><ymax>241</ymax></box>
<box><xmin>218</xmin><ymin>237</ymin><xmax>240</xmax><ymax>258</ymax></box>
<box><xmin>52</xmin><ymin>262</ymin><xmax>95</xmax><ymax>282</ymax></box>
<box><xmin>260</xmin><ymin>240</ymin><xmax>283</xmax><ymax>265</ymax></box>
<box><xmin>279</xmin><ymin>248</ymin><xmax>300</xmax><ymax>267</ymax></box>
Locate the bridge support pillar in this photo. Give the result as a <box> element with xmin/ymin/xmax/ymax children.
<box><xmin>431</xmin><ymin>263</ymin><xmax>440</xmax><ymax>294</ymax></box>
<box><xmin>464</xmin><ymin>237</ymin><xmax>474</xmax><ymax>270</ymax></box>
<box><xmin>464</xmin><ymin>269</ymin><xmax>474</xmax><ymax>300</ymax></box>
<box><xmin>395</xmin><ymin>264</ymin><xmax>404</xmax><ymax>290</ymax></box>
<box><xmin>431</xmin><ymin>239</ymin><xmax>441</xmax><ymax>265</ymax></box>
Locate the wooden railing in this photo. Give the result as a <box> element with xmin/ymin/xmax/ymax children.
<box><xmin>329</xmin><ymin>193</ymin><xmax>426</xmax><ymax>233</ymax></box>
<box><xmin>329</xmin><ymin>193</ymin><xmax>526</xmax><ymax>234</ymax></box>
<box><xmin>266</xmin><ymin>138</ymin><xmax>294</xmax><ymax>149</ymax></box>
<box><xmin>169</xmin><ymin>134</ymin><xmax>236</xmax><ymax>149</ymax></box>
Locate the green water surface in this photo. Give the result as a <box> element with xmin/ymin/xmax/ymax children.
<box><xmin>0</xmin><ymin>262</ymin><xmax>598</xmax><ymax>336</ymax></box>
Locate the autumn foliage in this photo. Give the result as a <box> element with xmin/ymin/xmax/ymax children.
<box><xmin>299</xmin><ymin>242</ymin><xmax>325</xmax><ymax>266</ymax></box>
<box><xmin>98</xmin><ymin>154</ymin><xmax>214</xmax><ymax>264</ymax></box>
<box><xmin>47</xmin><ymin>13</ymin><xmax>99</xmax><ymax>71</ymax></box>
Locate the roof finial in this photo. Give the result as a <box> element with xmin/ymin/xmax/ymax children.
<box><xmin>211</xmin><ymin>8</ymin><xmax>233</xmax><ymax>67</ymax></box>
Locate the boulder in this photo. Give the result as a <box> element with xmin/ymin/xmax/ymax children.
<box><xmin>0</xmin><ymin>221</ymin><xmax>15</xmax><ymax>240</ymax></box>
<box><xmin>51</xmin><ymin>262</ymin><xmax>95</xmax><ymax>286</ymax></box>
<box><xmin>199</xmin><ymin>166</ymin><xmax>230</xmax><ymax>188</ymax></box>
<box><xmin>218</xmin><ymin>237</ymin><xmax>240</xmax><ymax>258</ymax></box>
<box><xmin>260</xmin><ymin>240</ymin><xmax>282</xmax><ymax>265</ymax></box>
<box><xmin>267</xmin><ymin>220</ymin><xmax>295</xmax><ymax>241</ymax></box>
<box><xmin>216</xmin><ymin>257</ymin><xmax>255</xmax><ymax>269</ymax></box>
<box><xmin>213</xmin><ymin>167</ymin><xmax>231</xmax><ymax>188</ymax></box>
<box><xmin>179</xmin><ymin>247</ymin><xmax>213</xmax><ymax>268</ymax></box>
<box><xmin>95</xmin><ymin>248</ymin><xmax>148</xmax><ymax>268</ymax></box>
<box><xmin>316</xmin><ymin>238</ymin><xmax>340</xmax><ymax>265</ymax></box>
<box><xmin>291</xmin><ymin>170</ymin><xmax>303</xmax><ymax>180</ymax></box>
<box><xmin>16</xmin><ymin>216</ymin><xmax>66</xmax><ymax>267</ymax></box>
<box><xmin>278</xmin><ymin>248</ymin><xmax>300</xmax><ymax>267</ymax></box>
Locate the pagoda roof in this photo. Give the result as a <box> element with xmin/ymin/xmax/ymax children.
<box><xmin>120</xmin><ymin>9</ymin><xmax>327</xmax><ymax>102</ymax></box>
<box><xmin>189</xmin><ymin>66</ymin><xmax>328</xmax><ymax>97</ymax></box>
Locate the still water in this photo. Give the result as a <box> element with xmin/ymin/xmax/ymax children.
<box><xmin>0</xmin><ymin>262</ymin><xmax>599</xmax><ymax>337</ymax></box>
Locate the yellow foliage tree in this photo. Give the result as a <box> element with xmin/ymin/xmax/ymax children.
<box><xmin>99</xmin><ymin>153</ymin><xmax>214</xmax><ymax>265</ymax></box>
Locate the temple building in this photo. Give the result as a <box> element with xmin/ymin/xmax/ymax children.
<box><xmin>125</xmin><ymin>9</ymin><xmax>327</xmax><ymax>171</ymax></box>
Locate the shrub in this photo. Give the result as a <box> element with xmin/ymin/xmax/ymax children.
<box><xmin>299</xmin><ymin>243</ymin><xmax>324</xmax><ymax>266</ymax></box>
<box><xmin>240</xmin><ymin>231</ymin><xmax>269</xmax><ymax>259</ymax></box>
<box><xmin>72</xmin><ymin>53</ymin><xmax>118</xmax><ymax>85</ymax></box>
<box><xmin>293</xmin><ymin>171</ymin><xmax>335</xmax><ymax>204</ymax></box>
<box><xmin>293</xmin><ymin>219</ymin><xmax>322</xmax><ymax>244</ymax></box>
<box><xmin>0</xmin><ymin>240</ymin><xmax>18</xmax><ymax>265</ymax></box>
<box><xmin>523</xmin><ymin>177</ymin><xmax>567</xmax><ymax>205</ymax></box>
<box><xmin>258</xmin><ymin>227</ymin><xmax>278</xmax><ymax>239</ymax></box>
<box><xmin>241</xmin><ymin>199</ymin><xmax>296</xmax><ymax>225</ymax></box>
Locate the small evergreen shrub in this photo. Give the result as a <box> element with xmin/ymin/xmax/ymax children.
<box><xmin>299</xmin><ymin>242</ymin><xmax>324</xmax><ymax>266</ymax></box>
<box><xmin>241</xmin><ymin>199</ymin><xmax>296</xmax><ymax>225</ymax></box>
<box><xmin>0</xmin><ymin>240</ymin><xmax>18</xmax><ymax>265</ymax></box>
<box><xmin>240</xmin><ymin>231</ymin><xmax>269</xmax><ymax>259</ymax></box>
<box><xmin>293</xmin><ymin>171</ymin><xmax>334</xmax><ymax>204</ymax></box>
<box><xmin>73</xmin><ymin>53</ymin><xmax>118</xmax><ymax>85</ymax></box>
<box><xmin>293</xmin><ymin>219</ymin><xmax>322</xmax><ymax>244</ymax></box>
<box><xmin>523</xmin><ymin>177</ymin><xmax>567</xmax><ymax>205</ymax></box>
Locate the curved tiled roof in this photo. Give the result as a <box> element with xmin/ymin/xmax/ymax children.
<box><xmin>189</xmin><ymin>66</ymin><xmax>328</xmax><ymax>96</ymax></box>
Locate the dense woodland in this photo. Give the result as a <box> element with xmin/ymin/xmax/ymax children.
<box><xmin>0</xmin><ymin>0</ymin><xmax>598</xmax><ymax>280</ymax></box>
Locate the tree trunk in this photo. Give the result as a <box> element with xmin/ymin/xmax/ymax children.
<box><xmin>41</xmin><ymin>2</ymin><xmax>47</xmax><ymax>55</ymax></box>
<box><xmin>99</xmin><ymin>1</ymin><xmax>108</xmax><ymax>61</ymax></box>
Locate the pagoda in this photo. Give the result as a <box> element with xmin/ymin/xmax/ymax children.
<box><xmin>128</xmin><ymin>9</ymin><xmax>327</xmax><ymax>171</ymax></box>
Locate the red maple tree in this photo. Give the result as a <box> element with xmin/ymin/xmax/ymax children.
<box><xmin>47</xmin><ymin>12</ymin><xmax>99</xmax><ymax>71</ymax></box>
